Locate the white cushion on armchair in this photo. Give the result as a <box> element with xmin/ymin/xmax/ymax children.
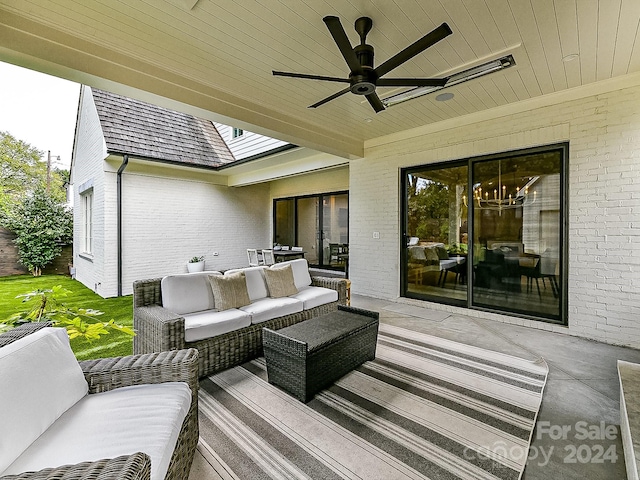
<box><xmin>3</xmin><ymin>382</ymin><xmax>191</xmax><ymax>480</ymax></box>
<box><xmin>0</xmin><ymin>327</ymin><xmax>88</xmax><ymax>474</ymax></box>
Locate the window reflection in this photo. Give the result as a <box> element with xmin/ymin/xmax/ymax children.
<box><xmin>405</xmin><ymin>163</ymin><xmax>468</xmax><ymax>304</ymax></box>
<box><xmin>472</xmin><ymin>152</ymin><xmax>562</xmax><ymax>319</ymax></box>
<box><xmin>403</xmin><ymin>145</ymin><xmax>565</xmax><ymax>323</ymax></box>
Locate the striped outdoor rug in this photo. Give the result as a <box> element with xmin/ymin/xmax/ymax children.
<box><xmin>198</xmin><ymin>324</ymin><xmax>548</xmax><ymax>480</ymax></box>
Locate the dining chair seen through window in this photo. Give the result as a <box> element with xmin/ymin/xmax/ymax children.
<box><xmin>262</xmin><ymin>249</ymin><xmax>275</xmax><ymax>266</ymax></box>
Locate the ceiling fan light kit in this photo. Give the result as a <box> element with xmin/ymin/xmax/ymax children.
<box><xmin>273</xmin><ymin>15</ymin><xmax>452</xmax><ymax>113</ymax></box>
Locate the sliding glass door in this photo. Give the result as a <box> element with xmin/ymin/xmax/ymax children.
<box><xmin>402</xmin><ymin>162</ymin><xmax>468</xmax><ymax>305</ymax></box>
<box><xmin>471</xmin><ymin>149</ymin><xmax>563</xmax><ymax>319</ymax></box>
<box><xmin>401</xmin><ymin>143</ymin><xmax>567</xmax><ymax>324</ymax></box>
<box><xmin>322</xmin><ymin>194</ymin><xmax>349</xmax><ymax>269</ymax></box>
<box><xmin>273</xmin><ymin>192</ymin><xmax>348</xmax><ymax>270</ymax></box>
<box><xmin>291</xmin><ymin>196</ymin><xmax>316</xmax><ymax>264</ymax></box>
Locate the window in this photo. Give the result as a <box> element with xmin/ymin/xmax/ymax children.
<box><xmin>81</xmin><ymin>189</ymin><xmax>93</xmax><ymax>254</ymax></box>
<box><xmin>274</xmin><ymin>198</ymin><xmax>295</xmax><ymax>247</ymax></box>
<box><xmin>403</xmin><ymin>162</ymin><xmax>468</xmax><ymax>305</ymax></box>
<box><xmin>401</xmin><ymin>143</ymin><xmax>567</xmax><ymax>324</ymax></box>
<box><xmin>231</xmin><ymin>127</ymin><xmax>244</xmax><ymax>139</ymax></box>
<box><xmin>273</xmin><ymin>192</ymin><xmax>348</xmax><ymax>270</ymax></box>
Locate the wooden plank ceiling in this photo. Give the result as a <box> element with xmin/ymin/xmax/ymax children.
<box><xmin>0</xmin><ymin>0</ymin><xmax>638</xmax><ymax>158</ymax></box>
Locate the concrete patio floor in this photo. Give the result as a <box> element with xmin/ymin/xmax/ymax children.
<box><xmin>189</xmin><ymin>294</ymin><xmax>640</xmax><ymax>479</ymax></box>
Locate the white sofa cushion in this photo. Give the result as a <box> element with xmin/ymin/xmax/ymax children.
<box><xmin>290</xmin><ymin>285</ymin><xmax>339</xmax><ymax>310</ymax></box>
<box><xmin>2</xmin><ymin>382</ymin><xmax>191</xmax><ymax>480</ymax></box>
<box><xmin>224</xmin><ymin>266</ymin><xmax>268</xmax><ymax>301</ymax></box>
<box><xmin>272</xmin><ymin>258</ymin><xmax>312</xmax><ymax>289</ymax></box>
<box><xmin>0</xmin><ymin>327</ymin><xmax>88</xmax><ymax>475</ymax></box>
<box><xmin>183</xmin><ymin>309</ymin><xmax>252</xmax><ymax>342</ymax></box>
<box><xmin>240</xmin><ymin>297</ymin><xmax>303</xmax><ymax>324</ymax></box>
<box><xmin>161</xmin><ymin>271</ymin><xmax>221</xmax><ymax>315</ymax></box>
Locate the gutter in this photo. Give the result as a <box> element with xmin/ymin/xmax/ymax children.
<box><xmin>117</xmin><ymin>155</ymin><xmax>129</xmax><ymax>297</ymax></box>
<box><xmin>105</xmin><ymin>143</ymin><xmax>298</xmax><ymax>172</ymax></box>
<box><xmin>215</xmin><ymin>144</ymin><xmax>298</xmax><ymax>170</ymax></box>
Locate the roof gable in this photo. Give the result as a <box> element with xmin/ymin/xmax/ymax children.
<box><xmin>91</xmin><ymin>88</ymin><xmax>235</xmax><ymax>168</ymax></box>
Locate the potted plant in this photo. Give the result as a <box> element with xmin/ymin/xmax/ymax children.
<box><xmin>446</xmin><ymin>243</ymin><xmax>468</xmax><ymax>256</ymax></box>
<box><xmin>187</xmin><ymin>255</ymin><xmax>205</xmax><ymax>272</ymax></box>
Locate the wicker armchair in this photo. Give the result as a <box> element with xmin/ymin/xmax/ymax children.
<box><xmin>0</xmin><ymin>323</ymin><xmax>199</xmax><ymax>480</ymax></box>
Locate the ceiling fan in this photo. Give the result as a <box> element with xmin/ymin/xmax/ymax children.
<box><xmin>273</xmin><ymin>16</ymin><xmax>452</xmax><ymax>113</ymax></box>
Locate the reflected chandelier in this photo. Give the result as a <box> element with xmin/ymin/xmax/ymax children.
<box><xmin>464</xmin><ymin>163</ymin><xmax>538</xmax><ymax>213</ymax></box>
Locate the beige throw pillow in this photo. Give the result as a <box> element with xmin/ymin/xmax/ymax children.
<box><xmin>264</xmin><ymin>264</ymin><xmax>298</xmax><ymax>298</ymax></box>
<box><xmin>207</xmin><ymin>272</ymin><xmax>250</xmax><ymax>310</ymax></box>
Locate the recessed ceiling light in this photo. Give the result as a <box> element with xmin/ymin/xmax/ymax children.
<box><xmin>364</xmin><ymin>117</ymin><xmax>373</xmax><ymax>123</ymax></box>
<box><xmin>435</xmin><ymin>92</ymin><xmax>454</xmax><ymax>102</ymax></box>
<box><xmin>562</xmin><ymin>53</ymin><xmax>579</xmax><ymax>62</ymax></box>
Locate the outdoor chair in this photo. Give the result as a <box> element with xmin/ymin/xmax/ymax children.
<box><xmin>0</xmin><ymin>322</ymin><xmax>199</xmax><ymax>480</ymax></box>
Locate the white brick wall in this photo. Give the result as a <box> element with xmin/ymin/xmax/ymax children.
<box><xmin>116</xmin><ymin>168</ymin><xmax>270</xmax><ymax>297</ymax></box>
<box><xmin>100</xmin><ymin>171</ymin><xmax>119</xmax><ymax>296</ymax></box>
<box><xmin>71</xmin><ymin>86</ymin><xmax>108</xmax><ymax>296</ymax></box>
<box><xmin>350</xmin><ymin>81</ymin><xmax>640</xmax><ymax>348</ymax></box>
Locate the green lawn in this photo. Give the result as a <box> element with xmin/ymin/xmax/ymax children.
<box><xmin>0</xmin><ymin>274</ymin><xmax>134</xmax><ymax>360</ymax></box>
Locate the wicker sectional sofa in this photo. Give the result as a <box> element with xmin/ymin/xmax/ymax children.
<box><xmin>133</xmin><ymin>259</ymin><xmax>348</xmax><ymax>378</ymax></box>
<box><xmin>0</xmin><ymin>322</ymin><xmax>199</xmax><ymax>480</ymax></box>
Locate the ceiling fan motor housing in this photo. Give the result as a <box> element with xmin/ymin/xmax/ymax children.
<box><xmin>351</xmin><ymin>43</ymin><xmax>376</xmax><ymax>95</ymax></box>
<box><xmin>272</xmin><ymin>15</ymin><xmax>451</xmax><ymax>112</ymax></box>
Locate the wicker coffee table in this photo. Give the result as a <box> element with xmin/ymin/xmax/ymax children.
<box><xmin>262</xmin><ymin>305</ymin><xmax>379</xmax><ymax>402</ymax></box>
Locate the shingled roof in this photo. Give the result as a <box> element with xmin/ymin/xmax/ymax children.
<box><xmin>91</xmin><ymin>88</ymin><xmax>235</xmax><ymax>168</ymax></box>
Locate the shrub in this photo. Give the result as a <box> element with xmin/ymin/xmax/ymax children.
<box><xmin>1</xmin><ymin>187</ymin><xmax>72</xmax><ymax>276</ymax></box>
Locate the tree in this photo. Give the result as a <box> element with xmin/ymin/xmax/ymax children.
<box><xmin>0</xmin><ymin>131</ymin><xmax>46</xmax><ymax>197</ymax></box>
<box><xmin>407</xmin><ymin>181</ymin><xmax>450</xmax><ymax>241</ymax></box>
<box><xmin>1</xmin><ymin>187</ymin><xmax>73</xmax><ymax>276</ymax></box>
<box><xmin>0</xmin><ymin>131</ymin><xmax>68</xmax><ymax>208</ymax></box>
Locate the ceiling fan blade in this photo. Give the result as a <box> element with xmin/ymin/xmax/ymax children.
<box><xmin>323</xmin><ymin>16</ymin><xmax>361</xmax><ymax>73</ymax></box>
<box><xmin>377</xmin><ymin>78</ymin><xmax>447</xmax><ymax>87</ymax></box>
<box><xmin>272</xmin><ymin>71</ymin><xmax>350</xmax><ymax>83</ymax></box>
<box><xmin>309</xmin><ymin>87</ymin><xmax>351</xmax><ymax>108</ymax></box>
<box><xmin>374</xmin><ymin>23</ymin><xmax>452</xmax><ymax>78</ymax></box>
<box><xmin>366</xmin><ymin>92</ymin><xmax>385</xmax><ymax>113</ymax></box>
